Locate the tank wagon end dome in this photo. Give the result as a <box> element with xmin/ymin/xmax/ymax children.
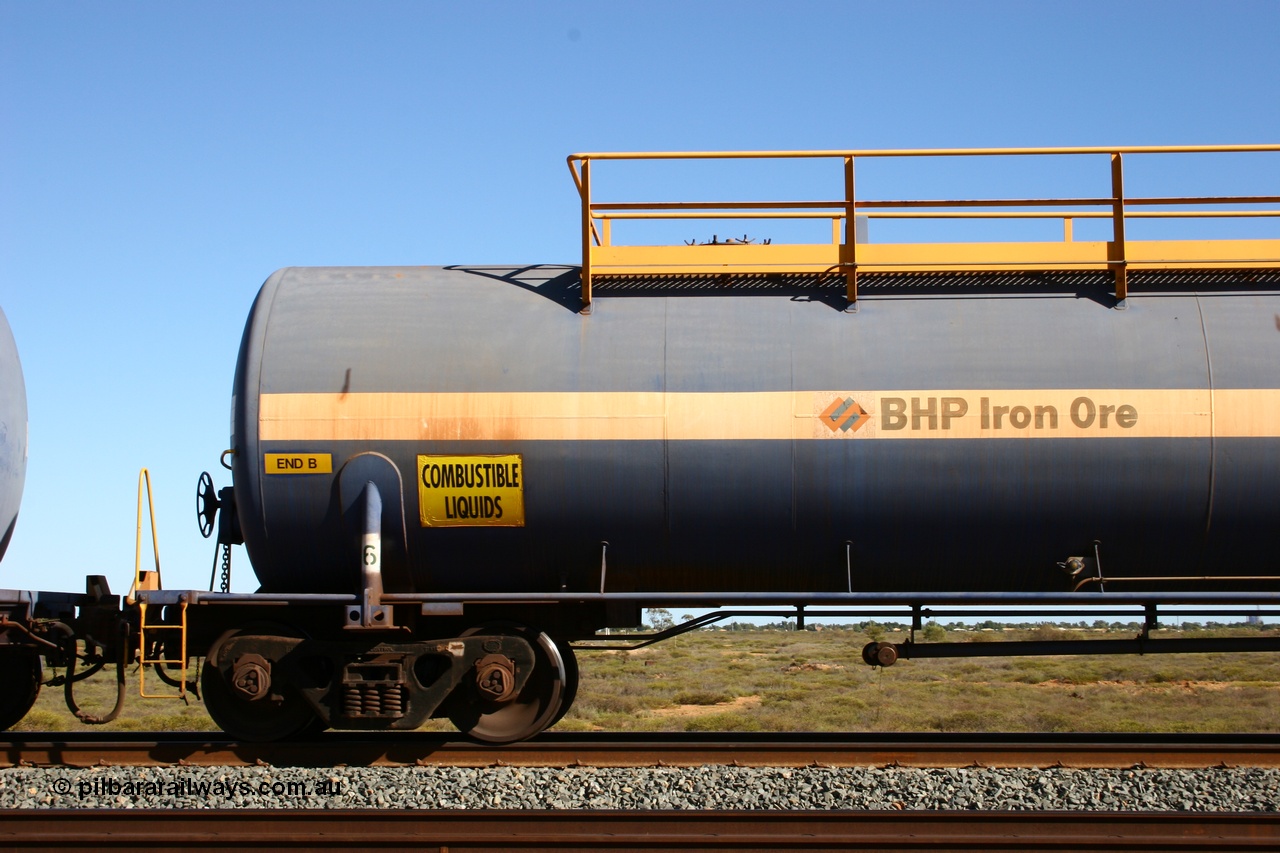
<box><xmin>0</xmin><ymin>307</ymin><xmax>28</xmax><ymax>564</ymax></box>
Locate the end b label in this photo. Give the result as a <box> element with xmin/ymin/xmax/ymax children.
<box><xmin>264</xmin><ymin>453</ymin><xmax>333</xmax><ymax>474</ymax></box>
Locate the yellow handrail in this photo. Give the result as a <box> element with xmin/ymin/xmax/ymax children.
<box><xmin>593</xmin><ymin>210</ymin><xmax>1280</xmax><ymax>220</ymax></box>
<box><xmin>568</xmin><ymin>145</ymin><xmax>1280</xmax><ymax>308</ymax></box>
<box><xmin>130</xmin><ymin>468</ymin><xmax>162</xmax><ymax>600</ymax></box>
<box><xmin>568</xmin><ymin>143</ymin><xmax>1280</xmax><ymax>167</ymax></box>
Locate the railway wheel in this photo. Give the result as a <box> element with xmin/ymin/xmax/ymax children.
<box><xmin>0</xmin><ymin>649</ymin><xmax>41</xmax><ymax>731</ymax></box>
<box><xmin>447</xmin><ymin>623</ymin><xmax>572</xmax><ymax>744</ymax></box>
<box><xmin>549</xmin><ymin>637</ymin><xmax>578</xmax><ymax>727</ymax></box>
<box><xmin>201</xmin><ymin>625</ymin><xmax>318</xmax><ymax>742</ymax></box>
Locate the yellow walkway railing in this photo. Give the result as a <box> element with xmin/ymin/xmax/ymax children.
<box><xmin>567</xmin><ymin>145</ymin><xmax>1280</xmax><ymax>310</ymax></box>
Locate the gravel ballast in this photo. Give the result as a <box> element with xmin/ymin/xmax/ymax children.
<box><xmin>1</xmin><ymin>765</ymin><xmax>1277</xmax><ymax>810</ymax></box>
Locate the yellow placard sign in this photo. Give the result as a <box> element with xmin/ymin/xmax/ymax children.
<box><xmin>264</xmin><ymin>453</ymin><xmax>332</xmax><ymax>474</ymax></box>
<box><xmin>418</xmin><ymin>454</ymin><xmax>525</xmax><ymax>527</ymax></box>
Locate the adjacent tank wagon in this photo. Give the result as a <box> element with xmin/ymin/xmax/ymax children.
<box><xmin>0</xmin><ymin>307</ymin><xmax>26</xmax><ymax>564</ymax></box>
<box><xmin>0</xmin><ymin>309</ymin><xmax>123</xmax><ymax>732</ymax></box>
<box><xmin>0</xmin><ymin>306</ymin><xmax>38</xmax><ymax>731</ymax></box>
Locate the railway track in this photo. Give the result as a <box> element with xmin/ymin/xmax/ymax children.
<box><xmin>1</xmin><ymin>808</ymin><xmax>1277</xmax><ymax>851</ymax></box>
<box><xmin>3</xmin><ymin>731</ymin><xmax>1279</xmax><ymax>769</ymax></box>
<box><xmin>4</xmin><ymin>734</ymin><xmax>1277</xmax><ymax>851</ymax></box>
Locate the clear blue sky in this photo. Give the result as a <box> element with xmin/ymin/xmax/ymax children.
<box><xmin>1</xmin><ymin>1</ymin><xmax>1278</xmax><ymax>596</ymax></box>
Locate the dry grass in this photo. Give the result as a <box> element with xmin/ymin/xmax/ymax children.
<box><xmin>11</xmin><ymin>626</ymin><xmax>1280</xmax><ymax>735</ymax></box>
<box><xmin>551</xmin><ymin>626</ymin><xmax>1280</xmax><ymax>735</ymax></box>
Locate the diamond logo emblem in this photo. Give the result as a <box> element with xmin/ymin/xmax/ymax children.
<box><xmin>820</xmin><ymin>397</ymin><xmax>870</xmax><ymax>433</ymax></box>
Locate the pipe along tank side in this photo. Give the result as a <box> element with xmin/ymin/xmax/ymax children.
<box><xmin>228</xmin><ymin>266</ymin><xmax>1280</xmax><ymax>606</ymax></box>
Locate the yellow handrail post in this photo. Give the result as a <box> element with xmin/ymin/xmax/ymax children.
<box><xmin>580</xmin><ymin>157</ymin><xmax>593</xmax><ymax>312</ymax></box>
<box><xmin>131</xmin><ymin>468</ymin><xmax>162</xmax><ymax>598</ymax></box>
<box><xmin>1111</xmin><ymin>152</ymin><xmax>1128</xmax><ymax>303</ymax></box>
<box><xmin>843</xmin><ymin>155</ymin><xmax>858</xmax><ymax>306</ymax></box>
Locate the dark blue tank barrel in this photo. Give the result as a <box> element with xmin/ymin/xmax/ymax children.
<box><xmin>0</xmin><ymin>308</ymin><xmax>27</xmax><ymax>564</ymax></box>
<box><xmin>229</xmin><ymin>267</ymin><xmax>1280</xmax><ymax>595</ymax></box>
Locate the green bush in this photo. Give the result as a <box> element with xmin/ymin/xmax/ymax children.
<box><xmin>922</xmin><ymin>622</ymin><xmax>946</xmax><ymax>642</ymax></box>
<box><xmin>685</xmin><ymin>712</ymin><xmax>762</xmax><ymax>733</ymax></box>
<box><xmin>672</xmin><ymin>690</ymin><xmax>732</xmax><ymax>706</ymax></box>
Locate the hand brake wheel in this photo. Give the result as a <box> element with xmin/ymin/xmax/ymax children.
<box><xmin>197</xmin><ymin>471</ymin><xmax>221</xmax><ymax>539</ymax></box>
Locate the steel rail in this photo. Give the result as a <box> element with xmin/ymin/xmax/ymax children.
<box><xmin>2</xmin><ymin>808</ymin><xmax>1277</xmax><ymax>851</ymax></box>
<box><xmin>5</xmin><ymin>732</ymin><xmax>1280</xmax><ymax>770</ymax></box>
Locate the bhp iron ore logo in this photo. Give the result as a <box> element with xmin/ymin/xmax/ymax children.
<box><xmin>820</xmin><ymin>396</ymin><xmax>870</xmax><ymax>433</ymax></box>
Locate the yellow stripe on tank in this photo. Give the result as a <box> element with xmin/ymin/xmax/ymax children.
<box><xmin>258</xmin><ymin>389</ymin><xmax>1280</xmax><ymax>442</ymax></box>
<box><xmin>1211</xmin><ymin>389</ymin><xmax>1280</xmax><ymax>438</ymax></box>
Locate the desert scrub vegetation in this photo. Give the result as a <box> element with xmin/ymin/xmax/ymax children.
<box><xmin>9</xmin><ymin>625</ymin><xmax>1280</xmax><ymax>734</ymax></box>
<box><xmin>13</xmin><ymin>667</ymin><xmax>217</xmax><ymax>733</ymax></box>
<box><xmin>554</xmin><ymin>625</ymin><xmax>1280</xmax><ymax>734</ymax></box>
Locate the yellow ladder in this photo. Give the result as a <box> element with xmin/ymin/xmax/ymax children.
<box><xmin>129</xmin><ymin>469</ymin><xmax>188</xmax><ymax>699</ymax></box>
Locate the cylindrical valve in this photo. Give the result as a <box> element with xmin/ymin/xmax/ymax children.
<box><xmin>861</xmin><ymin>642</ymin><xmax>898</xmax><ymax>668</ymax></box>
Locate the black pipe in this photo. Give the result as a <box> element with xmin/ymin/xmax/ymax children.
<box><xmin>881</xmin><ymin>636</ymin><xmax>1280</xmax><ymax>662</ymax></box>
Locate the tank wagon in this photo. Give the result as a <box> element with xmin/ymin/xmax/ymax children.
<box><xmin>0</xmin><ymin>307</ymin><xmax>26</xmax><ymax>563</ymax></box>
<box><xmin>7</xmin><ymin>145</ymin><xmax>1280</xmax><ymax>742</ymax></box>
<box><xmin>226</xmin><ymin>265</ymin><xmax>1280</xmax><ymax>599</ymax></box>
<box><xmin>0</xmin><ymin>306</ymin><xmax>37</xmax><ymax>729</ymax></box>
